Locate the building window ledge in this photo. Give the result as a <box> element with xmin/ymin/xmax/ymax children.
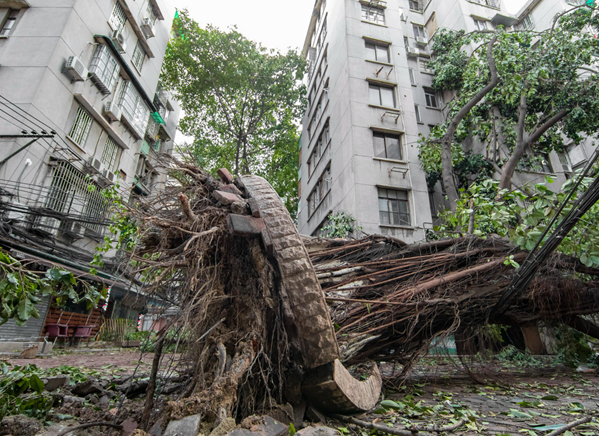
<box><xmin>426</xmin><ymin>106</ymin><xmax>442</xmax><ymax>111</ymax></box>
<box><xmin>466</xmin><ymin>0</ymin><xmax>500</xmax><ymax>10</ymax></box>
<box><xmin>421</xmin><ymin>70</ymin><xmax>434</xmax><ymax>75</ymax></box>
<box><xmin>361</xmin><ymin>20</ymin><xmax>388</xmax><ymax>28</ymax></box>
<box><xmin>0</xmin><ymin>36</ymin><xmax>8</xmax><ymax>39</ymax></box>
<box><xmin>362</xmin><ymin>35</ymin><xmax>392</xmax><ymax>45</ymax></box>
<box><xmin>366</xmin><ymin>59</ymin><xmax>393</xmax><ymax>67</ymax></box>
<box><xmin>65</xmin><ymin>135</ymin><xmax>87</xmax><ymax>155</ymax></box>
<box><xmin>368</xmin><ymin>104</ymin><xmax>399</xmax><ymax>112</ymax></box>
<box><xmin>380</xmin><ymin>224</ymin><xmax>415</xmax><ymax>230</ymax></box>
<box><xmin>409</xmin><ymin>8</ymin><xmax>424</xmax><ymax>14</ymax></box>
<box><xmin>516</xmin><ymin>169</ymin><xmax>557</xmax><ymax>177</ymax></box>
<box><xmin>366</xmin><ymin>77</ymin><xmax>397</xmax><ymax>86</ymax></box>
<box><xmin>373</xmin><ymin>157</ymin><xmax>408</xmax><ymax>164</ymax></box>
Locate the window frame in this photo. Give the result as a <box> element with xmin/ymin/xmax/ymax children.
<box><xmin>68</xmin><ymin>106</ymin><xmax>94</xmax><ymax>147</ymax></box>
<box><xmin>415</xmin><ymin>104</ymin><xmax>423</xmax><ymax>124</ymax></box>
<box><xmin>408</xmin><ymin>68</ymin><xmax>416</xmax><ymax>86</ymax></box>
<box><xmin>378</xmin><ymin>188</ymin><xmax>411</xmax><ymax>227</ymax></box>
<box><xmin>101</xmin><ymin>136</ymin><xmax>121</xmax><ymax>171</ymax></box>
<box><xmin>424</xmin><ymin>88</ymin><xmax>439</xmax><ymax>108</ymax></box>
<box><xmin>361</xmin><ymin>4</ymin><xmax>386</xmax><ymax>25</ymax></box>
<box><xmin>365</xmin><ymin>41</ymin><xmax>390</xmax><ymax>63</ymax></box>
<box><xmin>0</xmin><ymin>9</ymin><xmax>19</xmax><ymax>37</ymax></box>
<box><xmin>109</xmin><ymin>1</ymin><xmax>127</xmax><ymax>31</ymax></box>
<box><xmin>373</xmin><ymin>131</ymin><xmax>403</xmax><ymax>161</ymax></box>
<box><xmin>473</xmin><ymin>18</ymin><xmax>488</xmax><ymax>31</ymax></box>
<box><xmin>412</xmin><ymin>24</ymin><xmax>427</xmax><ymax>39</ymax></box>
<box><xmin>131</xmin><ymin>40</ymin><xmax>147</xmax><ymax>72</ymax></box>
<box><xmin>369</xmin><ymin>83</ymin><xmax>396</xmax><ymax>108</ymax></box>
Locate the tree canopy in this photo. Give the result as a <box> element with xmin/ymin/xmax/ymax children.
<box><xmin>420</xmin><ymin>5</ymin><xmax>599</xmax><ymax>209</ymax></box>
<box><xmin>161</xmin><ymin>10</ymin><xmax>306</xmax><ymax>216</ymax></box>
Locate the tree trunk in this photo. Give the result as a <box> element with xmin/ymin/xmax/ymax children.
<box><xmin>498</xmin><ymin>91</ymin><xmax>528</xmax><ymax>192</ymax></box>
<box><xmin>440</xmin><ymin>34</ymin><xmax>499</xmax><ymax>211</ymax></box>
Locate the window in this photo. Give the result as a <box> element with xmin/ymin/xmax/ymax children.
<box><xmin>69</xmin><ymin>106</ymin><xmax>94</xmax><ymax>147</ymax></box>
<box><xmin>88</xmin><ymin>44</ymin><xmax>121</xmax><ymax>95</ymax></box>
<box><xmin>308</xmin><ymin>122</ymin><xmax>330</xmax><ymax>177</ymax></box>
<box><xmin>415</xmin><ymin>104</ymin><xmax>422</xmax><ymax>123</ymax></box>
<box><xmin>0</xmin><ymin>10</ymin><xmax>19</xmax><ymax>37</ymax></box>
<box><xmin>424</xmin><ymin>88</ymin><xmax>439</xmax><ymax>108</ymax></box>
<box><xmin>146</xmin><ymin>1</ymin><xmax>157</xmax><ymax>25</ymax></box>
<box><xmin>408</xmin><ymin>68</ymin><xmax>416</xmax><ymax>86</ymax></box>
<box><xmin>119</xmin><ymin>81</ymin><xmax>150</xmax><ymax>138</ymax></box>
<box><xmin>109</xmin><ymin>1</ymin><xmax>127</xmax><ymax>30</ymax></box>
<box><xmin>361</xmin><ymin>5</ymin><xmax>385</xmax><ymax>25</ymax></box>
<box><xmin>470</xmin><ymin>0</ymin><xmax>500</xmax><ymax>7</ymax></box>
<box><xmin>420</xmin><ymin>59</ymin><xmax>433</xmax><ymax>74</ymax></box>
<box><xmin>365</xmin><ymin>42</ymin><xmax>390</xmax><ymax>63</ymax></box>
<box><xmin>378</xmin><ymin>188</ymin><xmax>410</xmax><ymax>226</ymax></box>
<box><xmin>519</xmin><ymin>14</ymin><xmax>534</xmax><ymax>30</ymax></box>
<box><xmin>473</xmin><ymin>18</ymin><xmax>488</xmax><ymax>31</ymax></box>
<box><xmin>308</xmin><ymin>166</ymin><xmax>331</xmax><ymax>216</ymax></box>
<box><xmin>412</xmin><ymin>24</ymin><xmax>427</xmax><ymax>39</ymax></box>
<box><xmin>369</xmin><ymin>84</ymin><xmax>396</xmax><ymax>108</ymax></box>
<box><xmin>373</xmin><ymin>131</ymin><xmax>402</xmax><ymax>160</ymax></box>
<box><xmin>101</xmin><ymin>136</ymin><xmax>120</xmax><ymax>171</ymax></box>
<box><xmin>409</xmin><ymin>0</ymin><xmax>423</xmax><ymax>12</ymax></box>
<box><xmin>132</xmin><ymin>41</ymin><xmax>146</xmax><ymax>72</ymax></box>
<box><xmin>45</xmin><ymin>161</ymin><xmax>108</xmax><ymax>235</ymax></box>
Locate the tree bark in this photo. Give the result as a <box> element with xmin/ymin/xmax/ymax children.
<box><xmin>441</xmin><ymin>34</ymin><xmax>499</xmax><ymax>211</ymax></box>
<box><xmin>498</xmin><ymin>90</ymin><xmax>528</xmax><ymax>192</ymax></box>
<box><xmin>141</xmin><ymin>332</ymin><xmax>166</xmax><ymax>430</ymax></box>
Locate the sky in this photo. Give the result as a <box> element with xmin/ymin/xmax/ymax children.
<box><xmin>172</xmin><ymin>0</ymin><xmax>528</xmax><ymax>53</ymax></box>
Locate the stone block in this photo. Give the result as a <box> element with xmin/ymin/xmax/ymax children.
<box><xmin>121</xmin><ymin>418</ymin><xmax>138</xmax><ymax>436</ymax></box>
<box><xmin>230</xmin><ymin>416</ymin><xmax>288</xmax><ymax>436</ymax></box>
<box><xmin>213</xmin><ymin>190</ymin><xmax>244</xmax><ymax>205</ymax></box>
<box><xmin>261</xmin><ymin>228</ymin><xmax>274</xmax><ymax>255</ymax></box>
<box><xmin>296</xmin><ymin>427</ymin><xmax>340</xmax><ymax>436</ymax></box>
<box><xmin>163</xmin><ymin>414</ymin><xmax>202</xmax><ymax>436</ymax></box>
<box><xmin>217</xmin><ymin>168</ymin><xmax>234</xmax><ymax>183</ymax></box>
<box><xmin>72</xmin><ymin>380</ymin><xmax>103</xmax><ymax>396</ymax></box>
<box><xmin>148</xmin><ymin>418</ymin><xmax>163</xmax><ymax>436</ymax></box>
<box><xmin>231</xmin><ymin>201</ymin><xmax>250</xmax><ymax>215</ymax></box>
<box><xmin>43</xmin><ymin>375</ymin><xmax>69</xmax><ymax>391</ymax></box>
<box><xmin>0</xmin><ymin>415</ymin><xmax>42</xmax><ymax>436</ymax></box>
<box><xmin>227</xmin><ymin>214</ymin><xmax>265</xmax><ymax>237</ymax></box>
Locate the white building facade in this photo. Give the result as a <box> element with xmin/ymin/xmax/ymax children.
<box><xmin>297</xmin><ymin>0</ymin><xmax>596</xmax><ymax>240</ymax></box>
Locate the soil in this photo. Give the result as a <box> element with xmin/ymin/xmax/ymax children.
<box><xmin>4</xmin><ymin>350</ymin><xmax>180</xmax><ymax>374</ymax></box>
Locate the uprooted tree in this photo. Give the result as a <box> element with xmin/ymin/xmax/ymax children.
<box><xmin>419</xmin><ymin>4</ymin><xmax>599</xmax><ymax>210</ymax></box>
<box><xmin>108</xmin><ymin>156</ymin><xmax>599</xmax><ymax>434</ymax></box>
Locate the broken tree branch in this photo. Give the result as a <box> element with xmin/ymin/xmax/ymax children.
<box><xmin>56</xmin><ymin>422</ymin><xmax>123</xmax><ymax>436</ymax></box>
<box><xmin>333</xmin><ymin>414</ymin><xmax>467</xmax><ymax>435</ymax></box>
<box><xmin>179</xmin><ymin>193</ymin><xmax>198</xmax><ymax>223</ymax></box>
<box><xmin>546</xmin><ymin>416</ymin><xmax>592</xmax><ymax>436</ymax></box>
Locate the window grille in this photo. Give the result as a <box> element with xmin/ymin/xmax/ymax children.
<box><xmin>146</xmin><ymin>1</ymin><xmax>157</xmax><ymax>24</ymax></box>
<box><xmin>132</xmin><ymin>40</ymin><xmax>146</xmax><ymax>72</ymax></box>
<box><xmin>119</xmin><ymin>81</ymin><xmax>150</xmax><ymax>137</ymax></box>
<box><xmin>365</xmin><ymin>42</ymin><xmax>390</xmax><ymax>63</ymax></box>
<box><xmin>369</xmin><ymin>84</ymin><xmax>396</xmax><ymax>108</ymax></box>
<box><xmin>373</xmin><ymin>132</ymin><xmax>402</xmax><ymax>160</ymax></box>
<box><xmin>420</xmin><ymin>59</ymin><xmax>433</xmax><ymax>74</ymax></box>
<box><xmin>101</xmin><ymin>136</ymin><xmax>119</xmax><ymax>170</ymax></box>
<box><xmin>361</xmin><ymin>5</ymin><xmax>385</xmax><ymax>25</ymax></box>
<box><xmin>69</xmin><ymin>106</ymin><xmax>93</xmax><ymax>146</ymax></box>
<box><xmin>0</xmin><ymin>9</ymin><xmax>19</xmax><ymax>37</ymax></box>
<box><xmin>109</xmin><ymin>1</ymin><xmax>127</xmax><ymax>30</ymax></box>
<box><xmin>89</xmin><ymin>44</ymin><xmax>121</xmax><ymax>95</ymax></box>
<box><xmin>519</xmin><ymin>14</ymin><xmax>534</xmax><ymax>30</ymax></box>
<box><xmin>378</xmin><ymin>188</ymin><xmax>410</xmax><ymax>226</ymax></box>
<box><xmin>45</xmin><ymin>161</ymin><xmax>108</xmax><ymax>234</ymax></box>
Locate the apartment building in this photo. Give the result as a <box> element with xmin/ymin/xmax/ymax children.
<box><xmin>0</xmin><ymin>0</ymin><xmax>179</xmax><ymax>341</ymax></box>
<box><xmin>297</xmin><ymin>0</ymin><xmax>595</xmax><ymax>239</ymax></box>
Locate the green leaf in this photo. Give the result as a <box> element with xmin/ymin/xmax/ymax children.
<box><xmin>380</xmin><ymin>399</ymin><xmax>405</xmax><ymax>410</ymax></box>
<box><xmin>29</xmin><ymin>374</ymin><xmax>44</xmax><ymax>394</ymax></box>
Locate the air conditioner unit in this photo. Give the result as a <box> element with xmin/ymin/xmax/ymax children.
<box><xmin>416</xmin><ymin>36</ymin><xmax>428</xmax><ymax>46</ymax></box>
<box><xmin>104</xmin><ymin>101</ymin><xmax>122</xmax><ymax>122</ymax></box>
<box><xmin>86</xmin><ymin>156</ymin><xmax>105</xmax><ymax>174</ymax></box>
<box><xmin>6</xmin><ymin>202</ymin><xmax>27</xmax><ymax>222</ymax></box>
<box><xmin>406</xmin><ymin>46</ymin><xmax>420</xmax><ymax>57</ymax></box>
<box><xmin>140</xmin><ymin>17</ymin><xmax>155</xmax><ymax>39</ymax></box>
<box><xmin>111</xmin><ymin>30</ymin><xmax>127</xmax><ymax>53</ymax></box>
<box><xmin>32</xmin><ymin>216</ymin><xmax>60</xmax><ymax>237</ymax></box>
<box><xmin>58</xmin><ymin>219</ymin><xmax>85</xmax><ymax>240</ymax></box>
<box><xmin>63</xmin><ymin>56</ymin><xmax>89</xmax><ymax>82</ymax></box>
<box><xmin>98</xmin><ymin>169</ymin><xmax>116</xmax><ymax>186</ymax></box>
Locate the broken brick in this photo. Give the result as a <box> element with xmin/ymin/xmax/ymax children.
<box><xmin>217</xmin><ymin>168</ymin><xmax>234</xmax><ymax>183</ymax></box>
<box><xmin>227</xmin><ymin>214</ymin><xmax>265</xmax><ymax>237</ymax></box>
<box><xmin>213</xmin><ymin>190</ymin><xmax>244</xmax><ymax>205</ymax></box>
<box><xmin>219</xmin><ymin>183</ymin><xmax>244</xmax><ymax>196</ymax></box>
